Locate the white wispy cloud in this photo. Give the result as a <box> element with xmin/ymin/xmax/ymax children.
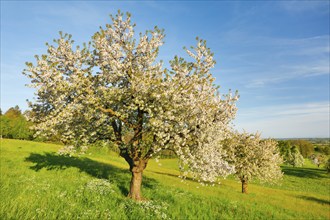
<box><xmin>235</xmin><ymin>102</ymin><xmax>330</xmax><ymax>138</ymax></box>
<box><xmin>239</xmin><ymin>102</ymin><xmax>328</xmax><ymax>119</ymax></box>
<box><xmin>215</xmin><ymin>34</ymin><xmax>330</xmax><ymax>88</ymax></box>
<box><xmin>245</xmin><ymin>59</ymin><xmax>329</xmax><ymax>88</ymax></box>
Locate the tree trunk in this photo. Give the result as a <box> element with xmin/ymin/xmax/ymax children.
<box><xmin>128</xmin><ymin>171</ymin><xmax>143</xmax><ymax>200</ymax></box>
<box><xmin>126</xmin><ymin>159</ymin><xmax>148</xmax><ymax>201</ymax></box>
<box><xmin>241</xmin><ymin>179</ymin><xmax>248</xmax><ymax>194</ymax></box>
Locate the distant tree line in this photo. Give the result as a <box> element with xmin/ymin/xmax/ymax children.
<box><xmin>278</xmin><ymin>139</ymin><xmax>330</xmax><ymax>170</ymax></box>
<box><xmin>1</xmin><ymin>106</ymin><xmax>67</xmax><ymax>143</ymax></box>
<box><xmin>278</xmin><ymin>139</ymin><xmax>314</xmax><ymax>158</ymax></box>
<box><xmin>0</xmin><ymin>106</ymin><xmax>33</xmax><ymax>140</ymax></box>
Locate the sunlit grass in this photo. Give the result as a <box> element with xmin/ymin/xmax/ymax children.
<box><xmin>1</xmin><ymin>139</ymin><xmax>329</xmax><ymax>219</ymax></box>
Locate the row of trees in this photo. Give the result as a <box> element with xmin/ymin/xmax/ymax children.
<box><xmin>0</xmin><ymin>106</ymin><xmax>33</xmax><ymax>140</ymax></box>
<box><xmin>278</xmin><ymin>140</ymin><xmax>329</xmax><ymax>168</ymax></box>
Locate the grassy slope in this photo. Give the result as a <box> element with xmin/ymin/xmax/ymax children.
<box><xmin>1</xmin><ymin>139</ymin><xmax>329</xmax><ymax>220</ymax></box>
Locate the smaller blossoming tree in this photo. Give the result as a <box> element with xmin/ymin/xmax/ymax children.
<box><xmin>311</xmin><ymin>154</ymin><xmax>326</xmax><ymax>168</ymax></box>
<box><xmin>223</xmin><ymin>132</ymin><xmax>283</xmax><ymax>194</ymax></box>
<box><xmin>285</xmin><ymin>146</ymin><xmax>304</xmax><ymax>167</ymax></box>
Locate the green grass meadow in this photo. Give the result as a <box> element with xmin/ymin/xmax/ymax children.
<box><xmin>1</xmin><ymin>139</ymin><xmax>329</xmax><ymax>219</ymax></box>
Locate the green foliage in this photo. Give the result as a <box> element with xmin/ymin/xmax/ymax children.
<box><xmin>278</xmin><ymin>140</ymin><xmax>292</xmax><ymax>156</ymax></box>
<box><xmin>1</xmin><ymin>139</ymin><xmax>329</xmax><ymax>220</ymax></box>
<box><xmin>290</xmin><ymin>140</ymin><xmax>314</xmax><ymax>158</ymax></box>
<box><xmin>314</xmin><ymin>144</ymin><xmax>330</xmax><ymax>155</ymax></box>
<box><xmin>0</xmin><ymin>115</ymin><xmax>11</xmax><ymax>137</ymax></box>
<box><xmin>1</xmin><ymin>106</ymin><xmax>33</xmax><ymax>140</ymax></box>
<box><xmin>4</xmin><ymin>105</ymin><xmax>21</xmax><ymax>118</ymax></box>
<box><xmin>278</xmin><ymin>140</ymin><xmax>315</xmax><ymax>158</ymax></box>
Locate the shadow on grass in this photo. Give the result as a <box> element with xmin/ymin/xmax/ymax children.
<box><xmin>25</xmin><ymin>152</ymin><xmax>159</xmax><ymax>196</ymax></box>
<box><xmin>281</xmin><ymin>166</ymin><xmax>327</xmax><ymax>179</ymax></box>
<box><xmin>297</xmin><ymin>195</ymin><xmax>330</xmax><ymax>205</ymax></box>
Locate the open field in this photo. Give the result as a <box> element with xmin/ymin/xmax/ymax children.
<box><xmin>1</xmin><ymin>139</ymin><xmax>329</xmax><ymax>219</ymax></box>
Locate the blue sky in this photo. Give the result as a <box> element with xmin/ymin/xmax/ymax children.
<box><xmin>1</xmin><ymin>1</ymin><xmax>329</xmax><ymax>138</ymax></box>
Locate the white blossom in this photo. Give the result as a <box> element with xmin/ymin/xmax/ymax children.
<box><xmin>23</xmin><ymin>11</ymin><xmax>239</xmax><ymax>187</ymax></box>
<box><xmin>223</xmin><ymin>131</ymin><xmax>283</xmax><ymax>190</ymax></box>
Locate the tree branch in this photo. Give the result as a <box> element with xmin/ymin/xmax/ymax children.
<box><xmin>97</xmin><ymin>106</ymin><xmax>136</xmax><ymax>129</ymax></box>
<box><xmin>111</xmin><ymin>119</ymin><xmax>122</xmax><ymax>143</ymax></box>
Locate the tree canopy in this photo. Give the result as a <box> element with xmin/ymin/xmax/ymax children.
<box><xmin>24</xmin><ymin>11</ymin><xmax>239</xmax><ymax>200</ymax></box>
<box><xmin>223</xmin><ymin>132</ymin><xmax>283</xmax><ymax>193</ymax></box>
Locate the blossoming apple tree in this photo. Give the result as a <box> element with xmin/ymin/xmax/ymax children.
<box><xmin>223</xmin><ymin>132</ymin><xmax>283</xmax><ymax>193</ymax></box>
<box><xmin>286</xmin><ymin>146</ymin><xmax>305</xmax><ymax>167</ymax></box>
<box><xmin>23</xmin><ymin>11</ymin><xmax>238</xmax><ymax>200</ymax></box>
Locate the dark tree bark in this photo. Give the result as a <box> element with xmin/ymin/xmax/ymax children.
<box><xmin>241</xmin><ymin>178</ymin><xmax>248</xmax><ymax>194</ymax></box>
